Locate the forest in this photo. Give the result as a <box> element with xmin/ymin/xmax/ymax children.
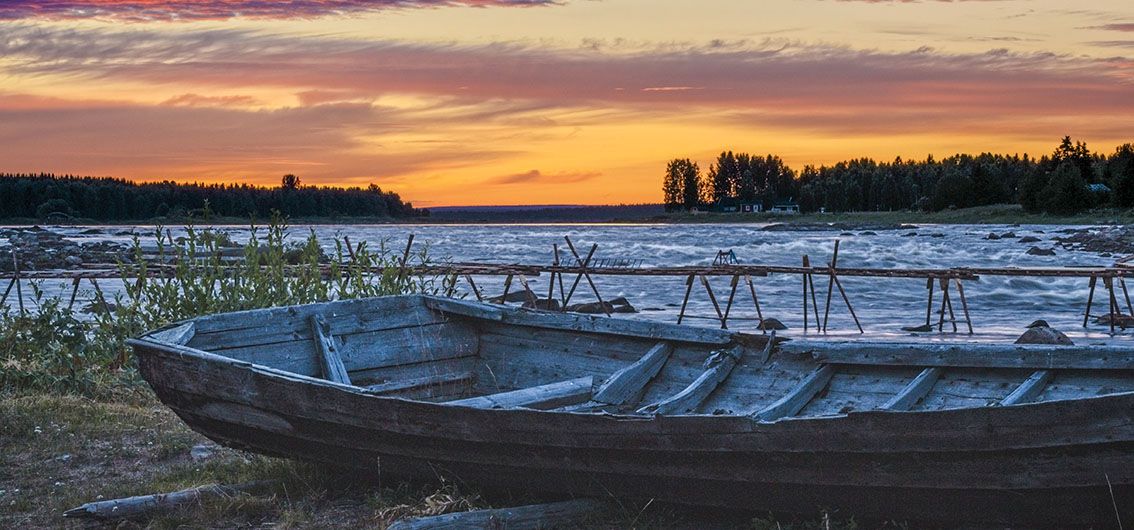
<box><xmin>0</xmin><ymin>174</ymin><xmax>419</xmax><ymax>221</ymax></box>
<box><xmin>662</xmin><ymin>137</ymin><xmax>1134</xmax><ymax>215</ymax></box>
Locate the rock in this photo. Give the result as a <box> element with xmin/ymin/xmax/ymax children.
<box><xmin>522</xmin><ymin>298</ymin><xmax>561</xmax><ymax>311</ymax></box>
<box><xmin>1018</xmin><ymin>236</ymin><xmax>1041</xmax><ymax>243</ymax></box>
<box><xmin>79</xmin><ymin>228</ymin><xmax>104</xmax><ymax>235</ymax></box>
<box><xmin>488</xmin><ymin>291</ymin><xmax>533</xmax><ymax>303</ymax></box>
<box><xmin>902</xmin><ymin>232</ymin><xmax>917</xmax><ymax>237</ymax></box>
<box><xmin>609</xmin><ymin>296</ymin><xmax>631</xmax><ymax>306</ymax></box>
<box><xmin>757</xmin><ymin>318</ymin><xmax>787</xmax><ymax>330</ymax></box>
<box><xmin>642</xmin><ymin>307</ymin><xmax>666</xmax><ymax>312</ymax></box>
<box><xmin>1095</xmin><ymin>313</ymin><xmax>1134</xmax><ymax>328</ymax></box>
<box><xmin>567</xmin><ymin>301</ymin><xmax>615</xmax><ymax>314</ymax></box>
<box><xmin>612</xmin><ymin>304</ymin><xmax>638</xmax><ymax>314</ymax></box>
<box><xmin>840</xmin><ymin>232</ymin><xmax>854</xmax><ymax>237</ymax></box>
<box><xmin>986</xmin><ymin>233</ymin><xmax>1001</xmax><ymax>240</ymax></box>
<box><xmin>1015</xmin><ymin>326</ymin><xmax>1073</xmax><ymax>345</ymax></box>
<box><xmin>64</xmin><ymin>255</ymin><xmax>83</xmax><ymax>267</ymax></box>
<box><xmin>1000</xmin><ymin>232</ymin><xmax>1017</xmax><ymax>239</ymax></box>
<box><xmin>901</xmin><ymin>324</ymin><xmax>934</xmax><ymax>333</ymax></box>
<box><xmin>1026</xmin><ymin>246</ymin><xmax>1056</xmax><ymax>256</ymax></box>
<box><xmin>860</xmin><ymin>231</ymin><xmax>876</xmax><ymax>236</ymax></box>
<box><xmin>1026</xmin><ymin>319</ymin><xmax>1050</xmax><ymax>328</ymax></box>
<box><xmin>929</xmin><ymin>233</ymin><xmax>945</xmax><ymax>238</ymax></box>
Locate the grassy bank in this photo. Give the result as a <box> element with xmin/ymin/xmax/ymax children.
<box><xmin>657</xmin><ymin>204</ymin><xmax>1134</xmax><ymax>226</ymax></box>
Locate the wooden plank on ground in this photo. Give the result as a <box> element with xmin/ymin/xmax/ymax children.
<box><xmin>637</xmin><ymin>346</ymin><xmax>745</xmax><ymax>415</ymax></box>
<box><xmin>752</xmin><ymin>364</ymin><xmax>835</xmax><ymax>421</ymax></box>
<box><xmin>447</xmin><ymin>376</ymin><xmax>594</xmax><ymax>410</ymax></box>
<box><xmin>786</xmin><ymin>341</ymin><xmax>1134</xmax><ymax>370</ymax></box>
<box><xmin>387</xmin><ymin>499</ymin><xmax>607</xmax><ymax>530</ymax></box>
<box><xmin>880</xmin><ymin>367</ymin><xmax>943</xmax><ymax>411</ymax></box>
<box><xmin>1001</xmin><ymin>370</ymin><xmax>1055</xmax><ymax>406</ymax></box>
<box><xmin>310</xmin><ymin>314</ymin><xmax>351</xmax><ymax>385</ymax></box>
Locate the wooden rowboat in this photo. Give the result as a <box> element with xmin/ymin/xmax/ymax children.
<box><xmin>130</xmin><ymin>295</ymin><xmax>1134</xmax><ymax>526</ymax></box>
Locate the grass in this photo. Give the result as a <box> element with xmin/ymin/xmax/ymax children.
<box><xmin>660</xmin><ymin>203</ymin><xmax>1134</xmax><ymax>225</ymax></box>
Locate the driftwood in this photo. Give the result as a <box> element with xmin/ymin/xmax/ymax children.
<box><xmin>387</xmin><ymin>499</ymin><xmax>607</xmax><ymax>530</ymax></box>
<box><xmin>63</xmin><ymin>481</ymin><xmax>275</xmax><ymax>521</ymax></box>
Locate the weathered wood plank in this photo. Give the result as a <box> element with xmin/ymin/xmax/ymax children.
<box><xmin>425</xmin><ymin>296</ymin><xmax>736</xmax><ymax>345</ymax></box>
<box><xmin>364</xmin><ymin>372</ymin><xmax>475</xmax><ymax>396</ymax></box>
<box><xmin>147</xmin><ymin>321</ymin><xmax>196</xmax><ymax>346</ymax></box>
<box><xmin>787</xmin><ymin>341</ymin><xmax>1134</xmax><ymax>370</ymax></box>
<box><xmin>880</xmin><ymin>367</ymin><xmax>944</xmax><ymax>411</ymax></box>
<box><xmin>1001</xmin><ymin>370</ymin><xmax>1055</xmax><ymax>406</ymax></box>
<box><xmin>592</xmin><ymin>342</ymin><xmax>673</xmax><ymax>405</ymax></box>
<box><xmin>448</xmin><ymin>377</ymin><xmax>595</xmax><ymax>410</ymax></box>
<box><xmin>387</xmin><ymin>499</ymin><xmax>607</xmax><ymax>530</ymax></box>
<box><xmin>752</xmin><ymin>365</ymin><xmax>836</xmax><ymax>421</ymax></box>
<box><xmin>638</xmin><ymin>346</ymin><xmax>745</xmax><ymax>415</ymax></box>
<box><xmin>63</xmin><ymin>481</ymin><xmax>274</xmax><ymax>521</ymax></box>
<box><xmin>310</xmin><ymin>314</ymin><xmax>351</xmax><ymax>385</ymax></box>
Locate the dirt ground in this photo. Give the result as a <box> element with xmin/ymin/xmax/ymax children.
<box><xmin>1</xmin><ymin>392</ymin><xmax>879</xmax><ymax>529</ymax></box>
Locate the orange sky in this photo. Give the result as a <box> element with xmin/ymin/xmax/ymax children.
<box><xmin>0</xmin><ymin>0</ymin><xmax>1132</xmax><ymax>206</ymax></box>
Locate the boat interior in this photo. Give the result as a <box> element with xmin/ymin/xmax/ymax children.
<box><xmin>151</xmin><ymin>295</ymin><xmax>1134</xmax><ymax>419</ymax></box>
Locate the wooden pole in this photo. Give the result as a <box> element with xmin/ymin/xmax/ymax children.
<box><xmin>1084</xmin><ymin>275</ymin><xmax>1097</xmax><ymax>327</ymax></box>
<box><xmin>1121</xmin><ymin>277</ymin><xmax>1133</xmax><ymax>317</ymax></box>
<box><xmin>924</xmin><ymin>277</ymin><xmax>935</xmax><ymax>327</ymax></box>
<box><xmin>517</xmin><ymin>274</ymin><xmax>538</xmax><ymax>307</ymax></box>
<box><xmin>937</xmin><ymin>278</ymin><xmax>949</xmax><ymax>332</ymax></box>
<box><xmin>12</xmin><ymin>251</ymin><xmax>24</xmax><ymax>314</ymax></box>
<box><xmin>803</xmin><ymin>255</ymin><xmax>820</xmax><ymax>329</ymax></box>
<box><xmin>822</xmin><ymin>240</ymin><xmax>840</xmax><ymax>332</ymax></box>
<box><xmin>396</xmin><ymin>234</ymin><xmax>415</xmax><ymax>284</ymax></box>
<box><xmin>1106</xmin><ymin>276</ymin><xmax>1119</xmax><ymax>334</ymax></box>
<box><xmin>944</xmin><ymin>278</ymin><xmax>958</xmax><ymax>332</ymax></box>
<box><xmin>831</xmin><ymin>272</ymin><xmax>864</xmax><ymax>333</ymax></box>
<box><xmin>564</xmin><ymin>237</ymin><xmax>610</xmax><ymax>316</ymax></box>
<box><xmin>67</xmin><ymin>277</ymin><xmax>82</xmax><ymax>311</ymax></box>
<box><xmin>802</xmin><ymin>256</ymin><xmax>810</xmax><ymax>332</ymax></box>
<box><xmin>500</xmin><ymin>274</ymin><xmax>514</xmax><ymax>305</ymax></box>
<box><xmin>546</xmin><ymin>246</ymin><xmax>558</xmax><ymax>305</ymax></box>
<box><xmin>677</xmin><ymin>274</ymin><xmax>695</xmax><ymax>324</ymax></box>
<box><xmin>955</xmin><ymin>278</ymin><xmax>974</xmax><ymax>335</ymax></box>
<box><xmin>0</xmin><ymin>278</ymin><xmax>14</xmax><ymax>307</ymax></box>
<box><xmin>562</xmin><ymin>240</ymin><xmax>598</xmax><ymax>308</ymax></box>
<box><xmin>90</xmin><ymin>278</ymin><xmax>111</xmax><ymax>316</ymax></box>
<box><xmin>721</xmin><ymin>274</ymin><xmax>740</xmax><ymax>330</ymax></box>
<box><xmin>464</xmin><ymin>274</ymin><xmax>483</xmax><ymax>302</ymax></box>
<box><xmin>744</xmin><ymin>274</ymin><xmax>765</xmax><ymax>334</ymax></box>
<box><xmin>699</xmin><ymin>275</ymin><xmax>726</xmax><ymax>329</ymax></box>
<box><xmin>553</xmin><ymin>244</ymin><xmax>566</xmax><ymax>305</ymax></box>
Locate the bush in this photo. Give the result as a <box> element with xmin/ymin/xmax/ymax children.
<box><xmin>1</xmin><ymin>215</ymin><xmax>444</xmax><ymax>397</ymax></box>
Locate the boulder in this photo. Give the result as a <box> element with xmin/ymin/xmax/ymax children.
<box><xmin>1026</xmin><ymin>246</ymin><xmax>1056</xmax><ymax>256</ymax></box>
<box><xmin>757</xmin><ymin>318</ymin><xmax>787</xmax><ymax>330</ymax></box>
<box><xmin>986</xmin><ymin>232</ymin><xmax>1001</xmax><ymax>240</ymax></box>
<box><xmin>1018</xmin><ymin>236</ymin><xmax>1041</xmax><ymax>243</ymax></box>
<box><xmin>522</xmin><ymin>298</ymin><xmax>561</xmax><ymax>311</ymax></box>
<box><xmin>567</xmin><ymin>301</ymin><xmax>615</xmax><ymax>314</ymax></box>
<box><xmin>1095</xmin><ymin>313</ymin><xmax>1134</xmax><ymax>328</ymax></box>
<box><xmin>1015</xmin><ymin>326</ymin><xmax>1073</xmax><ymax>345</ymax></box>
<box><xmin>1026</xmin><ymin>319</ymin><xmax>1050</xmax><ymax>328</ymax></box>
<box><xmin>860</xmin><ymin>231</ymin><xmax>877</xmax><ymax>236</ymax></box>
<box><xmin>901</xmin><ymin>324</ymin><xmax>934</xmax><ymax>333</ymax></box>
<box><xmin>902</xmin><ymin>232</ymin><xmax>918</xmax><ymax>237</ymax></box>
<box><xmin>1000</xmin><ymin>232</ymin><xmax>1017</xmax><ymax>239</ymax></box>
<box><xmin>489</xmin><ymin>290</ymin><xmax>534</xmax><ymax>303</ymax></box>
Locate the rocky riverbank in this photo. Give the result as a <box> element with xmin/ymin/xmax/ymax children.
<box><xmin>1</xmin><ymin>227</ymin><xmax>132</xmax><ymax>272</ymax></box>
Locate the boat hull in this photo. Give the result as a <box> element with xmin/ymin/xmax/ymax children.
<box><xmin>135</xmin><ymin>340</ymin><xmax>1134</xmax><ymax>526</ymax></box>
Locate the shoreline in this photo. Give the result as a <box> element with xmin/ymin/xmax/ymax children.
<box><xmin>1</xmin><ymin>204</ymin><xmax>1132</xmax><ymax>228</ymax></box>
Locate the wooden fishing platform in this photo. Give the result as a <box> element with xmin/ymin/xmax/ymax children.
<box><xmin>4</xmin><ymin>235</ymin><xmax>1134</xmax><ymax>335</ymax></box>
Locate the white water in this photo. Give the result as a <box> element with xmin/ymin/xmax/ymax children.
<box><xmin>8</xmin><ymin>223</ymin><xmax>1132</xmax><ymax>344</ymax></box>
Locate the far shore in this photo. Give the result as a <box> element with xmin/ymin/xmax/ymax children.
<box><xmin>2</xmin><ymin>204</ymin><xmax>1133</xmax><ymax>227</ymax></box>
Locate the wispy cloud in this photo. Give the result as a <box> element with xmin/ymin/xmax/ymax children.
<box><xmin>0</xmin><ymin>0</ymin><xmax>558</xmax><ymax>22</ymax></box>
<box><xmin>489</xmin><ymin>169</ymin><xmax>602</xmax><ymax>184</ymax></box>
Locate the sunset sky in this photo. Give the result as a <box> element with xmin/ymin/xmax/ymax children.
<box><xmin>1</xmin><ymin>1</ymin><xmax>1132</xmax><ymax>206</ymax></box>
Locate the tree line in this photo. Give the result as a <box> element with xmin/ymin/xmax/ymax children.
<box><xmin>663</xmin><ymin>137</ymin><xmax>1134</xmax><ymax>215</ymax></box>
<box><xmin>0</xmin><ymin>174</ymin><xmax>420</xmax><ymax>221</ymax></box>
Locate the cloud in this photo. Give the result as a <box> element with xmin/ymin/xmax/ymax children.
<box><xmin>489</xmin><ymin>169</ymin><xmax>602</xmax><ymax>185</ymax></box>
<box><xmin>161</xmin><ymin>93</ymin><xmax>261</xmax><ymax>107</ymax></box>
<box><xmin>1087</xmin><ymin>23</ymin><xmax>1134</xmax><ymax>32</ymax></box>
<box><xmin>0</xmin><ymin>0</ymin><xmax>558</xmax><ymax>22</ymax></box>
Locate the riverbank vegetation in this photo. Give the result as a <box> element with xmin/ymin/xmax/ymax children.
<box><xmin>0</xmin><ymin>173</ymin><xmax>421</xmax><ymax>222</ymax></box>
<box><xmin>663</xmin><ymin>137</ymin><xmax>1134</xmax><ymax>217</ymax></box>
